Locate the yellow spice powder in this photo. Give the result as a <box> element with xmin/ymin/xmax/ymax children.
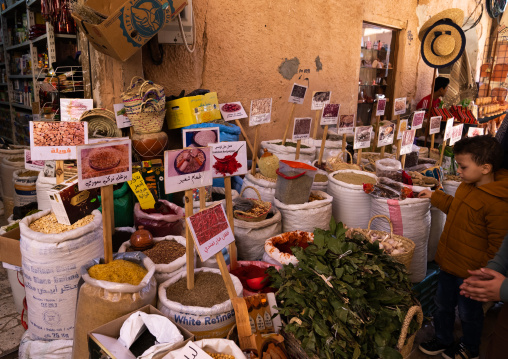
<box><xmin>88</xmin><ymin>260</ymin><xmax>147</xmax><ymax>285</ymax></box>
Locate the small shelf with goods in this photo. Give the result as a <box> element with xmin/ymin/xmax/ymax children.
<box><xmin>1</xmin><ymin>0</ymin><xmax>25</xmax><ymax>15</ymax></box>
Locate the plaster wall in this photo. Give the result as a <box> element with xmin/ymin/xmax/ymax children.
<box><xmin>142</xmin><ymin>0</ymin><xmax>490</xmax><ymax>145</ymax></box>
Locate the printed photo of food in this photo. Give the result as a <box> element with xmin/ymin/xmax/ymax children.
<box><xmin>378</xmin><ymin>123</ymin><xmax>395</xmax><ymax>145</ymax></box>
<box><xmin>402</xmin><ymin>130</ymin><xmax>414</xmax><ymax>147</ymax></box>
<box><xmin>221</xmin><ymin>103</ymin><xmax>242</xmax><ymax>112</ymax></box>
<box><xmin>166</xmin><ymin>147</ymin><xmax>211</xmax><ymax>177</ymax></box>
<box><xmin>312</xmin><ymin>91</ymin><xmax>330</xmax><ymax>104</ymax></box>
<box><xmin>189</xmin><ymin>204</ymin><xmax>229</xmax><ymax>245</ymax></box>
<box><xmin>80</xmin><ymin>143</ymin><xmax>130</xmax><ymax>179</ymax></box>
<box><xmin>394</xmin><ymin>98</ymin><xmax>406</xmax><ymax>113</ymax></box>
<box><xmin>291</xmin><ymin>84</ymin><xmax>307</xmax><ymax>99</ymax></box>
<box><xmin>355</xmin><ymin>126</ymin><xmax>371</xmax><ymax>143</ymax></box>
<box><xmin>339</xmin><ymin>115</ymin><xmax>355</xmax><ymax>128</ymax></box>
<box><xmin>184</xmin><ymin>128</ymin><xmax>219</xmax><ymax>148</ymax></box>
<box><xmin>430</xmin><ymin>117</ymin><xmax>442</xmax><ymax>132</ymax></box>
<box><xmin>293</xmin><ymin>117</ymin><xmax>312</xmax><ymax>136</ymax></box>
<box><xmin>322</xmin><ymin>104</ymin><xmax>340</xmax><ymax>118</ymax></box>
<box><xmin>250</xmin><ymin>98</ymin><xmax>272</xmax><ymax>116</ymax></box>
<box><xmin>32</xmin><ymin>121</ymin><xmax>86</xmax><ymax>147</ymax></box>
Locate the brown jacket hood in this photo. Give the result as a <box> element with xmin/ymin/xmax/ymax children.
<box><xmin>478</xmin><ymin>168</ymin><xmax>508</xmax><ymax>201</ymax></box>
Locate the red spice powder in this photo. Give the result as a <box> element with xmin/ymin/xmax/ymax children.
<box><xmin>273</xmin><ymin>232</ymin><xmax>312</xmax><ymax>255</ymax></box>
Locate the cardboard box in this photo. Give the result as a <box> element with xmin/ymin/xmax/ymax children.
<box><xmin>165</xmin><ymin>92</ymin><xmax>222</xmax><ymax>129</ymax></box>
<box><xmin>0</xmin><ymin>227</ymin><xmax>21</xmax><ymax>267</ymax></box>
<box><xmin>71</xmin><ymin>0</ymin><xmax>188</xmax><ymax>62</ymax></box>
<box><xmin>47</xmin><ymin>177</ymin><xmax>100</xmax><ymax>225</ymax></box>
<box><xmin>88</xmin><ymin>305</ymin><xmax>194</xmax><ymax>359</ymax></box>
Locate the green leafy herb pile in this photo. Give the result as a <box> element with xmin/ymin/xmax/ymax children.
<box><xmin>267</xmin><ymin>219</ymin><xmax>419</xmax><ymax>359</ymax></box>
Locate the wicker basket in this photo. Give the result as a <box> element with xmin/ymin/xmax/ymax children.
<box><xmin>352</xmin><ymin>215</ymin><xmax>415</xmax><ymax>271</ymax></box>
<box><xmin>121</xmin><ymin>77</ymin><xmax>165</xmax><ymax>105</ymax></box>
<box><xmin>128</xmin><ymin>99</ymin><xmax>166</xmax><ymax>134</ymax></box>
<box><xmin>281</xmin><ymin>305</ymin><xmax>423</xmax><ymax>359</ymax></box>
<box><xmin>79</xmin><ymin>109</ymin><xmax>122</xmax><ymax>138</ymax></box>
<box><xmin>325</xmin><ymin>150</ymin><xmax>362</xmax><ymax>172</ymax></box>
<box><xmin>234</xmin><ymin>186</ymin><xmax>271</xmax><ymax>222</ymax></box>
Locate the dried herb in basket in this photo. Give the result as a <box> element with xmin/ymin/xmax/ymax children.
<box><xmin>267</xmin><ymin>218</ymin><xmax>419</xmax><ymax>359</ymax></box>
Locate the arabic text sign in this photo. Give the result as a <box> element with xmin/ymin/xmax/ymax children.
<box><xmin>400</xmin><ymin>129</ymin><xmax>416</xmax><ymax>156</ymax></box>
<box><xmin>219</xmin><ymin>101</ymin><xmax>248</xmax><ymax>122</ymax></box>
<box><xmin>128</xmin><ymin>172</ymin><xmax>156</xmax><ymax>209</ymax></box>
<box><xmin>429</xmin><ymin>116</ymin><xmax>442</xmax><ymax>135</ymax></box>
<box><xmin>411</xmin><ymin>111</ymin><xmax>425</xmax><ymax>130</ymax></box>
<box><xmin>164</xmin><ymin>147</ymin><xmax>213</xmax><ymax>193</ymax></box>
<box><xmin>186</xmin><ymin>203</ymin><xmax>235</xmax><ymax>262</ymax></box>
<box><xmin>211</xmin><ymin>141</ymin><xmax>248</xmax><ymax>177</ymax></box>
<box><xmin>320</xmin><ymin>104</ymin><xmax>340</xmax><ymax>126</ymax></box>
<box><xmin>30</xmin><ymin>121</ymin><xmax>88</xmax><ymax>160</ymax></box>
<box><xmin>249</xmin><ymin>98</ymin><xmax>272</xmax><ymax>126</ymax></box>
<box><xmin>76</xmin><ymin>139</ymin><xmax>132</xmax><ymax>191</ymax></box>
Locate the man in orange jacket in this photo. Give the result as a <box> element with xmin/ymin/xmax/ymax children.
<box><xmin>417</xmin><ymin>136</ymin><xmax>508</xmax><ymax>359</ymax></box>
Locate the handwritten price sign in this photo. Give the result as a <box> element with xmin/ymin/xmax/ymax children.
<box><xmin>128</xmin><ymin>172</ymin><xmax>156</xmax><ymax>209</ymax></box>
<box><xmin>174</xmin><ymin>342</ymin><xmax>213</xmax><ymax>359</ymax></box>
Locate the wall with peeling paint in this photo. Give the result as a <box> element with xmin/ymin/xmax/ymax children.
<box><xmin>142</xmin><ymin>0</ymin><xmax>489</xmax><ymax>145</ymax></box>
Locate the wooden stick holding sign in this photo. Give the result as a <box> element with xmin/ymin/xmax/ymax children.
<box><xmin>77</xmin><ymin>139</ymin><xmax>132</xmax><ymax>264</ymax></box>
<box><xmin>293</xmin><ymin>117</ymin><xmax>313</xmax><ymax>161</ymax></box>
<box><xmin>250</xmin><ymin>126</ymin><xmax>260</xmax><ymax>175</ymax></box>
<box><xmin>318</xmin><ymin>104</ymin><xmax>340</xmax><ymax>165</ymax></box>
<box><xmin>375</xmin><ymin>98</ymin><xmax>388</xmax><ymax>158</ymax></box>
<box><xmin>186</xmin><ymin>203</ymin><xmax>255</xmax><ymax>350</ymax></box>
<box><xmin>283</xmin><ymin>83</ymin><xmax>308</xmax><ymax>145</ymax></box>
<box><xmin>311</xmin><ymin>91</ymin><xmax>331</xmax><ymax>139</ymax></box>
<box><xmin>399</xmin><ymin>129</ymin><xmax>416</xmax><ymax>170</ymax></box>
<box><xmin>393</xmin><ymin>98</ymin><xmax>407</xmax><ymax>160</ymax></box>
<box><xmin>55</xmin><ymin>160</ymin><xmax>64</xmax><ymax>184</ymax></box>
<box><xmin>439</xmin><ymin>118</ymin><xmax>455</xmax><ymax>167</ymax></box>
<box><xmin>210</xmin><ymin>141</ymin><xmax>248</xmax><ymax>271</ymax></box>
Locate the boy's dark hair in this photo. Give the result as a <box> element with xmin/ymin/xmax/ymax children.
<box><xmin>453</xmin><ymin>135</ymin><xmax>504</xmax><ymax>172</ymax></box>
<box><xmin>434</xmin><ymin>77</ymin><xmax>450</xmax><ymax>92</ymax></box>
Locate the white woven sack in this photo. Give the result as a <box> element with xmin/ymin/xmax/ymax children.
<box><xmin>301</xmin><ymin>138</ymin><xmax>342</xmax><ymax>161</ymax></box>
<box><xmin>443</xmin><ymin>180</ymin><xmax>460</xmax><ymax>197</ymax></box>
<box><xmin>158</xmin><ymin>268</ymin><xmax>243</xmax><ymax>339</ymax></box>
<box><xmin>241</xmin><ymin>171</ymin><xmax>276</xmax><ymax>204</ymax></box>
<box><xmin>234</xmin><ymin>207</ymin><xmax>282</xmax><ymax>261</ymax></box>
<box><xmin>259</xmin><ymin>139</ymin><xmax>316</xmax><ymax>163</ymax></box>
<box><xmin>327</xmin><ymin>170</ymin><xmax>377</xmax><ymax>229</ymax></box>
<box><xmin>274</xmin><ymin>190</ymin><xmax>332</xmax><ymax>233</ymax></box>
<box><xmin>1</xmin><ymin>156</ymin><xmax>25</xmax><ymax>199</ymax></box>
<box><xmin>20</xmin><ymin>209</ymin><xmax>104</xmax><ymax>340</ymax></box>
<box><xmin>264</xmin><ymin>231</ymin><xmax>314</xmax><ymax>266</ymax></box>
<box><xmin>311</xmin><ymin>169</ymin><xmax>328</xmax><ymax>192</ymax></box>
<box><xmin>369</xmin><ymin>197</ymin><xmax>431</xmax><ymax>282</ymax></box>
<box><xmin>36</xmin><ymin>172</ymin><xmax>57</xmax><ymax>211</ymax></box>
<box><xmin>118</xmin><ymin>235</ymin><xmax>192</xmax><ymax>283</ymax></box>
<box><xmin>162</xmin><ymin>339</ymin><xmax>246</xmax><ymax>359</ymax></box>
<box><xmin>18</xmin><ymin>331</ymin><xmax>73</xmax><ymax>359</ymax></box>
<box><xmin>0</xmin><ymin>149</ymin><xmax>25</xmax><ymax>198</ymax></box>
<box><xmin>428</xmin><ymin>205</ymin><xmax>446</xmax><ymax>262</ymax></box>
<box><xmin>13</xmin><ymin>169</ymin><xmax>38</xmax><ymax>207</ymax></box>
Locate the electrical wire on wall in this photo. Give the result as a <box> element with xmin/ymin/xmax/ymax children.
<box><xmin>178</xmin><ymin>1</ymin><xmax>196</xmax><ymax>53</ymax></box>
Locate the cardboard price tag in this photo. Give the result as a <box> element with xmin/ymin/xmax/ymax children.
<box><xmin>128</xmin><ymin>172</ymin><xmax>156</xmax><ymax>209</ymax></box>
<box><xmin>174</xmin><ymin>342</ymin><xmax>213</xmax><ymax>359</ymax></box>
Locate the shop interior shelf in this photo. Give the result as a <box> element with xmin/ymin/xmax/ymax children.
<box><xmin>31</xmin><ymin>33</ymin><xmax>47</xmax><ymax>44</ymax></box>
<box><xmin>6</xmin><ymin>41</ymin><xmax>31</xmax><ymax>51</ymax></box>
<box><xmin>9</xmin><ymin>74</ymin><xmax>33</xmax><ymax>79</ymax></box>
<box><xmin>12</xmin><ymin>103</ymin><xmax>32</xmax><ymax>110</ymax></box>
<box><xmin>2</xmin><ymin>0</ymin><xmax>26</xmax><ymax>15</ymax></box>
<box><xmin>0</xmin><ymin>100</ymin><xmax>9</xmax><ymax>106</ymax></box>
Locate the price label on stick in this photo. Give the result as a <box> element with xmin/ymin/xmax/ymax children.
<box><xmin>128</xmin><ymin>172</ymin><xmax>156</xmax><ymax>209</ymax></box>
<box><xmin>113</xmin><ymin>103</ymin><xmax>132</xmax><ymax>128</ymax></box>
<box><xmin>337</xmin><ymin>114</ymin><xmax>355</xmax><ymax>135</ymax></box>
<box><xmin>186</xmin><ymin>203</ymin><xmax>235</xmax><ymax>262</ymax></box>
<box><xmin>376</xmin><ymin>98</ymin><xmax>387</xmax><ymax>116</ymax></box>
<box><xmin>400</xmin><ymin>129</ymin><xmax>416</xmax><ymax>155</ymax></box>
<box><xmin>164</xmin><ymin>147</ymin><xmax>213</xmax><ymax>194</ymax></box>
<box><xmin>377</xmin><ymin>123</ymin><xmax>395</xmax><ymax>147</ymax></box>
<box><xmin>311</xmin><ymin>91</ymin><xmax>331</xmax><ymax>110</ymax></box>
<box><xmin>30</xmin><ymin>121</ymin><xmax>88</xmax><ymax>160</ymax></box>
<box><xmin>443</xmin><ymin>117</ymin><xmax>454</xmax><ymax>141</ymax></box>
<box><xmin>219</xmin><ymin>101</ymin><xmax>248</xmax><ymax>121</ymax></box>
<box><xmin>411</xmin><ymin>111</ymin><xmax>425</xmax><ymax>130</ymax></box>
<box><xmin>292</xmin><ymin>117</ymin><xmax>312</xmax><ymax>140</ymax></box>
<box><xmin>249</xmin><ymin>98</ymin><xmax>272</xmax><ymax>126</ymax></box>
<box><xmin>211</xmin><ymin>141</ymin><xmax>248</xmax><ymax>177</ymax></box>
<box><xmin>288</xmin><ymin>83</ymin><xmax>307</xmax><ymax>104</ymax></box>
<box><xmin>429</xmin><ymin>116</ymin><xmax>442</xmax><ymax>135</ymax></box>
<box><xmin>320</xmin><ymin>104</ymin><xmax>340</xmax><ymax>126</ymax></box>
<box><xmin>449</xmin><ymin>124</ymin><xmax>464</xmax><ymax>145</ymax></box>
<box><xmin>76</xmin><ymin>139</ymin><xmax>132</xmax><ymax>191</ymax></box>
<box><xmin>354</xmin><ymin>126</ymin><xmax>373</xmax><ymax>150</ymax></box>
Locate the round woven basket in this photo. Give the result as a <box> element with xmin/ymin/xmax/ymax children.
<box><xmin>79</xmin><ymin>109</ymin><xmax>122</xmax><ymax>138</ymax></box>
<box><xmin>234</xmin><ymin>186</ymin><xmax>271</xmax><ymax>222</ymax></box>
<box><xmin>352</xmin><ymin>214</ymin><xmax>415</xmax><ymax>270</ymax></box>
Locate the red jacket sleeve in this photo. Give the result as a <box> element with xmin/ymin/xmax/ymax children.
<box><xmin>431</xmin><ymin>190</ymin><xmax>454</xmax><ymax>215</ymax></box>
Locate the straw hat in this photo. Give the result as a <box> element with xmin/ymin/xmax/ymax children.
<box><xmin>418</xmin><ymin>9</ymin><xmax>464</xmax><ymax>41</ymax></box>
<box><xmin>421</xmin><ymin>19</ymin><xmax>466</xmax><ymax>69</ymax></box>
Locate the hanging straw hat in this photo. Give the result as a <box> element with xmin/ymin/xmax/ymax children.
<box><xmin>418</xmin><ymin>9</ymin><xmax>464</xmax><ymax>41</ymax></box>
<box><xmin>421</xmin><ymin>18</ymin><xmax>466</xmax><ymax>69</ymax></box>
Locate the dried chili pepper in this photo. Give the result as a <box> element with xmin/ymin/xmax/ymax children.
<box><xmin>213</xmin><ymin>153</ymin><xmax>241</xmax><ymax>176</ymax></box>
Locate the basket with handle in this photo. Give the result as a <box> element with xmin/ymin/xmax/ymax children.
<box><xmin>123</xmin><ymin>86</ymin><xmax>165</xmax><ymax>115</ymax></box>
<box><xmin>121</xmin><ymin>77</ymin><xmax>165</xmax><ymax>103</ymax></box>
<box><xmin>120</xmin><ymin>76</ymin><xmax>145</xmax><ymax>99</ymax></box>
<box><xmin>79</xmin><ymin>108</ymin><xmax>122</xmax><ymax>138</ymax></box>
<box><xmin>128</xmin><ymin>98</ymin><xmax>166</xmax><ymax>134</ymax></box>
<box><xmin>325</xmin><ymin>150</ymin><xmax>361</xmax><ymax>172</ymax></box>
<box><xmin>234</xmin><ymin>186</ymin><xmax>272</xmax><ymax>222</ymax></box>
<box><xmin>351</xmin><ymin>214</ymin><xmax>415</xmax><ymax>270</ymax></box>
<box><xmin>397</xmin><ymin>305</ymin><xmax>424</xmax><ymax>358</ymax></box>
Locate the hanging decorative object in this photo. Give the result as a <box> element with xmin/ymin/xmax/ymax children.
<box><xmin>486</xmin><ymin>0</ymin><xmax>507</xmax><ymax>19</ymax></box>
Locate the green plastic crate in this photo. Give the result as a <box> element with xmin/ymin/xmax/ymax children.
<box><xmin>412</xmin><ymin>262</ymin><xmax>440</xmax><ymax>317</ymax></box>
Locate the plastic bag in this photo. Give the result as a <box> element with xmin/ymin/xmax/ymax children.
<box><xmin>162</xmin><ymin>339</ymin><xmax>247</xmax><ymax>359</ymax></box>
<box><xmin>134</xmin><ymin>200</ymin><xmax>184</xmax><ymax>237</ymax></box>
<box><xmin>375</xmin><ymin>158</ymin><xmax>401</xmax><ymax>180</ymax></box>
<box><xmin>241</xmin><ymin>171</ymin><xmax>276</xmax><ymax>204</ymax></box>
<box><xmin>72</xmin><ymin>252</ymin><xmax>157</xmax><ymax>359</ymax></box>
<box><xmin>259</xmin><ymin>139</ymin><xmax>316</xmax><ymax>163</ymax></box>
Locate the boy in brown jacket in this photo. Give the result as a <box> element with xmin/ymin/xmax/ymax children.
<box><xmin>417</xmin><ymin>135</ymin><xmax>508</xmax><ymax>359</ymax></box>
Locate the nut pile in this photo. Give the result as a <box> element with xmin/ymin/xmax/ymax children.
<box><xmin>206</xmin><ymin>353</ymin><xmax>235</xmax><ymax>359</ymax></box>
<box><xmin>408</xmin><ymin>171</ymin><xmax>439</xmax><ymax>186</ymax></box>
<box><xmin>29</xmin><ymin>213</ymin><xmax>94</xmax><ymax>233</ymax></box>
<box><xmin>33</xmin><ymin>122</ymin><xmax>85</xmax><ymax>146</ymax></box>
<box><xmin>445</xmin><ymin>174</ymin><xmax>462</xmax><ymax>182</ymax></box>
<box><xmin>366</xmin><ymin>231</ymin><xmax>407</xmax><ymax>255</ymax></box>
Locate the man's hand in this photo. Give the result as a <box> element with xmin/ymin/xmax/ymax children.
<box><xmin>418</xmin><ymin>189</ymin><xmax>432</xmax><ymax>199</ymax></box>
<box><xmin>460</xmin><ymin>268</ymin><xmax>504</xmax><ymax>302</ymax></box>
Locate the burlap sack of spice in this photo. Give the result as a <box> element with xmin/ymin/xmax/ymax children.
<box><xmin>71</xmin><ymin>252</ymin><xmax>157</xmax><ymax>359</ymax></box>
